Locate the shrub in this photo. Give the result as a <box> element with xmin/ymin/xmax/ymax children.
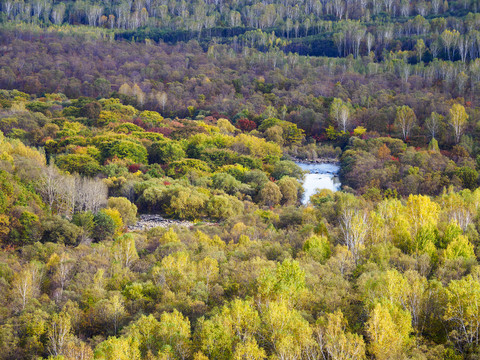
<box><xmin>166</xmin><ymin>159</ymin><xmax>211</xmax><ymax>178</ymax></box>
<box><xmin>98</xmin><ymin>139</ymin><xmax>148</xmax><ymax>164</ymax></box>
<box><xmin>149</xmin><ymin>141</ymin><xmax>185</xmax><ymax>164</ymax></box>
<box><xmin>277</xmin><ymin>176</ymin><xmax>300</xmax><ymax>205</ymax></box>
<box><xmin>166</xmin><ymin>187</ymin><xmax>209</xmax><ymax>220</ymax></box>
<box><xmin>107</xmin><ymin>197</ymin><xmax>138</xmax><ymax>226</ymax></box>
<box><xmin>93</xmin><ymin>211</ymin><xmax>116</xmax><ymax>241</ymax></box>
<box><xmin>259</xmin><ymin>182</ymin><xmax>282</xmax><ymax>207</ymax></box>
<box><xmin>303</xmin><ymin>235</ymin><xmax>331</xmax><ymax>262</ymax></box>
<box><xmin>271</xmin><ymin>160</ymin><xmax>303</xmax><ymax>180</ymax></box>
<box><xmin>207</xmin><ymin>194</ymin><xmax>243</xmax><ymax>220</ymax></box>
<box><xmin>211</xmin><ymin>173</ymin><xmax>241</xmax><ymax>195</ymax></box>
<box><xmin>42</xmin><ymin>216</ymin><xmax>82</xmax><ymax>245</ymax></box>
<box><xmin>56</xmin><ymin>154</ymin><xmax>102</xmax><ymax>176</ymax></box>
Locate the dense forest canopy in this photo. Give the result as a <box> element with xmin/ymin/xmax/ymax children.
<box><xmin>3</xmin><ymin>0</ymin><xmax>480</xmax><ymax>358</ymax></box>
<box><xmin>4</xmin><ymin>0</ymin><xmax>480</xmax><ymax>59</ymax></box>
<box><xmin>2</xmin><ymin>27</ymin><xmax>480</xmax><ymax>144</ymax></box>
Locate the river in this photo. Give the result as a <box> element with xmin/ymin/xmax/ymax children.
<box><xmin>296</xmin><ymin>162</ymin><xmax>341</xmax><ymax>205</ymax></box>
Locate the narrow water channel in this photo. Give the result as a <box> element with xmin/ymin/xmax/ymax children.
<box><xmin>295</xmin><ymin>162</ymin><xmax>341</xmax><ymax>205</ymax></box>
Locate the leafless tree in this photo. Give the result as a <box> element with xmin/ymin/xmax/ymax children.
<box><xmin>38</xmin><ymin>164</ymin><xmax>75</xmax><ymax>216</ymax></box>
<box><xmin>340</xmin><ymin>209</ymin><xmax>369</xmax><ymax>265</ymax></box>
<box><xmin>74</xmin><ymin>177</ymin><xmax>107</xmax><ymax>214</ymax></box>
<box><xmin>425</xmin><ymin>112</ymin><xmax>443</xmax><ymax>139</ymax></box>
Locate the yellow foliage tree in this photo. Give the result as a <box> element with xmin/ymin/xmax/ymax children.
<box><xmin>366</xmin><ymin>302</ymin><xmax>412</xmax><ymax>360</ymax></box>
<box><xmin>102</xmin><ymin>208</ymin><xmax>124</xmax><ymax>237</ymax></box>
<box><xmin>315</xmin><ymin>310</ymin><xmax>366</xmax><ymax>360</ymax></box>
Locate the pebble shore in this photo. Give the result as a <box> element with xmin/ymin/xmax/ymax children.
<box><xmin>128</xmin><ymin>214</ymin><xmax>213</xmax><ymax>231</ymax></box>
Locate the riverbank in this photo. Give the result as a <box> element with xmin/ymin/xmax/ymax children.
<box><xmin>128</xmin><ymin>214</ymin><xmax>214</xmax><ymax>231</ymax></box>
<box><xmin>290</xmin><ymin>156</ymin><xmax>340</xmax><ymax>165</ymax></box>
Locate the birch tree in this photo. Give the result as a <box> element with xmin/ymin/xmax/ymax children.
<box><xmin>340</xmin><ymin>209</ymin><xmax>369</xmax><ymax>265</ymax></box>
<box><xmin>314</xmin><ymin>310</ymin><xmax>366</xmax><ymax>360</ymax></box>
<box><xmin>366</xmin><ymin>302</ymin><xmax>412</xmax><ymax>360</ymax></box>
<box><xmin>112</xmin><ymin>234</ymin><xmax>138</xmax><ymax>268</ymax></box>
<box><xmin>48</xmin><ymin>312</ymin><xmax>73</xmax><ymax>357</ymax></box>
<box><xmin>425</xmin><ymin>112</ymin><xmax>443</xmax><ymax>139</ymax></box>
<box><xmin>449</xmin><ymin>103</ymin><xmax>468</xmax><ymax>144</ymax></box>
<box><xmin>395</xmin><ymin>105</ymin><xmax>416</xmax><ymax>140</ymax></box>
<box><xmin>330</xmin><ymin>98</ymin><xmax>352</xmax><ymax>132</ymax></box>
<box><xmin>444</xmin><ymin>275</ymin><xmax>480</xmax><ymax>349</ymax></box>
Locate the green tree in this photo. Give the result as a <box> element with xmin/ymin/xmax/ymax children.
<box><xmin>56</xmin><ymin>154</ymin><xmax>102</xmax><ymax>176</ymax></box>
<box><xmin>93</xmin><ymin>211</ymin><xmax>116</xmax><ymax>242</ymax></box>
<box><xmin>303</xmin><ymin>235</ymin><xmax>331</xmax><ymax>263</ymax></box>
<box><xmin>277</xmin><ymin>176</ymin><xmax>299</xmax><ymax>205</ymax></box>
<box><xmin>124</xmin><ymin>315</ymin><xmax>161</xmax><ymax>356</ymax></box>
<box><xmin>199</xmin><ymin>299</ymin><xmax>262</xmax><ymax>359</ymax></box>
<box><xmin>159</xmin><ymin>227</ymin><xmax>180</xmax><ymax>245</ymax></box>
<box><xmin>98</xmin><ymin>139</ymin><xmax>148</xmax><ymax>164</ymax></box>
<box><xmin>259</xmin><ymin>182</ymin><xmax>282</xmax><ymax>207</ymax></box>
<box><xmin>161</xmin><ymin>251</ymin><xmax>195</xmax><ymax>293</ymax></box>
<box><xmin>456</xmin><ymin>166</ymin><xmax>478</xmax><ymax>190</ymax></box>
<box><xmin>211</xmin><ymin>173</ymin><xmax>241</xmax><ymax>194</ymax></box>
<box><xmin>149</xmin><ymin>141</ymin><xmax>185</xmax><ymax>164</ymax></box>
<box><xmin>166</xmin><ymin>187</ymin><xmax>209</xmax><ymax>220</ymax></box>
<box><xmin>415</xmin><ymin>39</ymin><xmax>426</xmax><ymax>62</ymax></box>
<box><xmin>281</xmin><ymin>122</ymin><xmax>305</xmax><ymax>145</ymax></box>
<box><xmin>107</xmin><ymin>197</ymin><xmax>138</xmax><ymax>226</ymax></box>
<box><xmin>257</xmin><ymin>259</ymin><xmax>306</xmax><ymax>306</ymax></box>
<box><xmin>207</xmin><ymin>194</ymin><xmax>243</xmax><ymax>220</ymax></box>
<box><xmin>271</xmin><ymin>161</ymin><xmax>303</xmax><ymax>180</ymax></box>
<box><xmin>42</xmin><ymin>216</ymin><xmax>82</xmax><ymax>245</ymax></box>
<box><xmin>72</xmin><ymin>211</ymin><xmax>95</xmax><ymax>242</ymax></box>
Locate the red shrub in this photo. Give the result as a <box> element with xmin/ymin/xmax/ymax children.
<box><xmin>128</xmin><ymin>164</ymin><xmax>142</xmax><ymax>173</ymax></box>
<box><xmin>132</xmin><ymin>118</ymin><xmax>148</xmax><ymax>130</ymax></box>
<box><xmin>151</xmin><ymin>127</ymin><xmax>174</xmax><ymax>137</ymax></box>
<box><xmin>236</xmin><ymin>118</ymin><xmax>257</xmax><ymax>132</ymax></box>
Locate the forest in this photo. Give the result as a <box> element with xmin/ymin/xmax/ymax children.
<box><xmin>3</xmin><ymin>0</ymin><xmax>480</xmax><ymax>358</ymax></box>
